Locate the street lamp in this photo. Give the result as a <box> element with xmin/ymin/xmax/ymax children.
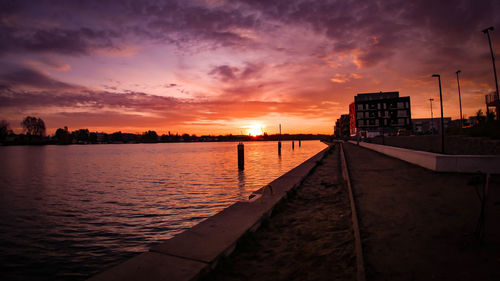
<box><xmin>432</xmin><ymin>74</ymin><xmax>445</xmax><ymax>153</ymax></box>
<box><xmin>429</xmin><ymin>98</ymin><xmax>434</xmax><ymax>133</ymax></box>
<box><xmin>482</xmin><ymin>26</ymin><xmax>500</xmax><ymax>120</ymax></box>
<box><xmin>456</xmin><ymin>70</ymin><xmax>463</xmax><ymax>129</ymax></box>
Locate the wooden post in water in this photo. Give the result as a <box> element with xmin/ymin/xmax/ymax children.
<box><xmin>292</xmin><ymin>140</ymin><xmax>295</xmax><ymax>149</ymax></box>
<box><xmin>278</xmin><ymin>124</ymin><xmax>282</xmax><ymax>155</ymax></box>
<box><xmin>237</xmin><ymin>142</ymin><xmax>244</xmax><ymax>170</ymax></box>
<box><xmin>299</xmin><ymin>139</ymin><xmax>301</xmax><ymax>147</ymax></box>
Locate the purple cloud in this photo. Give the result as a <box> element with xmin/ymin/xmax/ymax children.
<box><xmin>0</xmin><ymin>67</ymin><xmax>78</xmax><ymax>90</ymax></box>
<box><xmin>209</xmin><ymin>63</ymin><xmax>264</xmax><ymax>82</ymax></box>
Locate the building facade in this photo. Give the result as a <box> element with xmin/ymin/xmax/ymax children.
<box><xmin>412</xmin><ymin>118</ymin><xmax>452</xmax><ymax>134</ymax></box>
<box><xmin>349</xmin><ymin>91</ymin><xmax>411</xmax><ymax>137</ymax></box>
<box><xmin>334</xmin><ymin>114</ymin><xmax>350</xmax><ymax>138</ymax></box>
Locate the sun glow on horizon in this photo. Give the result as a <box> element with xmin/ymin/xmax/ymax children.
<box><xmin>246</xmin><ymin>123</ymin><xmax>264</xmax><ymax>136</ymax></box>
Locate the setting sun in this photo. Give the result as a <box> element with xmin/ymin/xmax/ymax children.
<box><xmin>246</xmin><ymin>123</ymin><xmax>264</xmax><ymax>136</ymax></box>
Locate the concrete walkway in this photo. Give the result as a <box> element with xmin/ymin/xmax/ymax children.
<box><xmin>204</xmin><ymin>145</ymin><xmax>356</xmax><ymax>281</ymax></box>
<box><xmin>343</xmin><ymin>142</ymin><xmax>500</xmax><ymax>281</ymax></box>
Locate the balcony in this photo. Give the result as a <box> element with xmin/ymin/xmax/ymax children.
<box><xmin>486</xmin><ymin>93</ymin><xmax>499</xmax><ymax>106</ymax></box>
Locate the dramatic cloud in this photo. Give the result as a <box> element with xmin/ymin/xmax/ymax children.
<box><xmin>0</xmin><ymin>67</ymin><xmax>78</xmax><ymax>90</ymax></box>
<box><xmin>0</xmin><ymin>0</ymin><xmax>499</xmax><ymax>134</ymax></box>
<box><xmin>209</xmin><ymin>63</ymin><xmax>264</xmax><ymax>82</ymax></box>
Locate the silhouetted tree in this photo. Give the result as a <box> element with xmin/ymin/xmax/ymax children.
<box><xmin>21</xmin><ymin>116</ymin><xmax>46</xmax><ymax>136</ymax></box>
<box><xmin>55</xmin><ymin>127</ymin><xmax>72</xmax><ymax>144</ymax></box>
<box><xmin>89</xmin><ymin>132</ymin><xmax>98</xmax><ymax>143</ymax></box>
<box><xmin>142</xmin><ymin>130</ymin><xmax>158</xmax><ymax>143</ymax></box>
<box><xmin>72</xmin><ymin>129</ymin><xmax>90</xmax><ymax>143</ymax></box>
<box><xmin>0</xmin><ymin>120</ymin><xmax>12</xmax><ymax>141</ymax></box>
<box><xmin>110</xmin><ymin>131</ymin><xmax>124</xmax><ymax>142</ymax></box>
<box><xmin>486</xmin><ymin>109</ymin><xmax>496</xmax><ymax>122</ymax></box>
<box><xmin>476</xmin><ymin>109</ymin><xmax>486</xmax><ymax>124</ymax></box>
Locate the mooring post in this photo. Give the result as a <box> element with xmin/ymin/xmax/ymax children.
<box><xmin>278</xmin><ymin>123</ymin><xmax>282</xmax><ymax>155</ymax></box>
<box><xmin>292</xmin><ymin>140</ymin><xmax>295</xmax><ymax>149</ymax></box>
<box><xmin>237</xmin><ymin>142</ymin><xmax>244</xmax><ymax>170</ymax></box>
<box><xmin>299</xmin><ymin>139</ymin><xmax>301</xmax><ymax>147</ymax></box>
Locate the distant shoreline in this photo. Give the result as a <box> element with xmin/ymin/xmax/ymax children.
<box><xmin>0</xmin><ymin>134</ymin><xmax>332</xmax><ymax>146</ymax></box>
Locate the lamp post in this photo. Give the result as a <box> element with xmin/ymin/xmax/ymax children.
<box><xmin>432</xmin><ymin>74</ymin><xmax>445</xmax><ymax>154</ymax></box>
<box><xmin>456</xmin><ymin>70</ymin><xmax>463</xmax><ymax>129</ymax></box>
<box><xmin>429</xmin><ymin>98</ymin><xmax>434</xmax><ymax>133</ymax></box>
<box><xmin>482</xmin><ymin>26</ymin><xmax>500</xmax><ymax>120</ymax></box>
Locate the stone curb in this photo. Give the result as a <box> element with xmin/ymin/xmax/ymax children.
<box><xmin>87</xmin><ymin>145</ymin><xmax>330</xmax><ymax>281</ymax></box>
<box><xmin>340</xmin><ymin>142</ymin><xmax>366</xmax><ymax>281</ymax></box>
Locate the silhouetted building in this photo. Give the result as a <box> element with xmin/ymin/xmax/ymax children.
<box><xmin>334</xmin><ymin>114</ymin><xmax>350</xmax><ymax>138</ymax></box>
<box><xmin>485</xmin><ymin>93</ymin><xmax>499</xmax><ymax>119</ymax></box>
<box><xmin>349</xmin><ymin>91</ymin><xmax>411</xmax><ymax>137</ymax></box>
<box><xmin>412</xmin><ymin>118</ymin><xmax>451</xmax><ymax>134</ymax></box>
<box><xmin>349</xmin><ymin>102</ymin><xmax>356</xmax><ymax>136</ymax></box>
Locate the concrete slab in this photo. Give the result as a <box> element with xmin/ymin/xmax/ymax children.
<box><xmin>87</xmin><ymin>252</ymin><xmax>208</xmax><ymax>281</ymax></box>
<box><xmin>350</xmin><ymin>141</ymin><xmax>500</xmax><ymax>174</ymax></box>
<box><xmin>436</xmin><ymin>154</ymin><xmax>500</xmax><ymax>174</ymax></box>
<box><xmin>251</xmin><ymin>147</ymin><xmax>328</xmax><ymax>198</ymax></box>
<box><xmin>151</xmin><ymin>201</ymin><xmax>272</xmax><ymax>264</ymax></box>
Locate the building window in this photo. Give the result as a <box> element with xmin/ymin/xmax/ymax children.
<box><xmin>365</xmin><ymin>112</ymin><xmax>369</xmax><ymax>118</ymax></box>
<box><xmin>377</xmin><ymin>103</ymin><xmax>381</xmax><ymax>109</ymax></box>
<box><xmin>359</xmin><ymin>120</ymin><xmax>364</xmax><ymax>126</ymax></box>
<box><xmin>397</xmin><ymin>110</ymin><xmax>407</xmax><ymax>117</ymax></box>
<box><xmin>357</xmin><ymin>112</ymin><xmax>363</xmax><ymax>119</ymax></box>
<box><xmin>384</xmin><ymin>119</ymin><xmax>387</xmax><ymax>125</ymax></box>
<box><xmin>357</xmin><ymin>104</ymin><xmax>363</xmax><ymax>110</ymax></box>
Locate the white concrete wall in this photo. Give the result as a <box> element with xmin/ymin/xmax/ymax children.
<box><xmin>349</xmin><ymin>141</ymin><xmax>500</xmax><ymax>174</ymax></box>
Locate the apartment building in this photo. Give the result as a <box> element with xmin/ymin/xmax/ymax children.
<box><xmin>349</xmin><ymin>91</ymin><xmax>411</xmax><ymax>137</ymax></box>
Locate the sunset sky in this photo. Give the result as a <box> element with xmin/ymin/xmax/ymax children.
<box><xmin>1</xmin><ymin>0</ymin><xmax>500</xmax><ymax>135</ymax></box>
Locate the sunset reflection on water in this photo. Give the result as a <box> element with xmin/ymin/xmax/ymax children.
<box><xmin>0</xmin><ymin>140</ymin><xmax>326</xmax><ymax>280</ymax></box>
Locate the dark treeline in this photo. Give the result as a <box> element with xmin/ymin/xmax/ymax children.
<box><xmin>0</xmin><ymin>117</ymin><xmax>330</xmax><ymax>146</ymax></box>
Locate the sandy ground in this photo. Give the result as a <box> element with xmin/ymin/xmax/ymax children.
<box><xmin>343</xmin><ymin>142</ymin><xmax>500</xmax><ymax>281</ymax></box>
<box><xmin>204</xmin><ymin>145</ymin><xmax>356</xmax><ymax>281</ymax></box>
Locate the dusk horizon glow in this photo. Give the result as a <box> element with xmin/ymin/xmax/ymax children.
<box><xmin>1</xmin><ymin>0</ymin><xmax>500</xmax><ymax>135</ymax></box>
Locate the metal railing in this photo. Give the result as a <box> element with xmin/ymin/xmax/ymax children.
<box><xmin>485</xmin><ymin>93</ymin><xmax>499</xmax><ymax>105</ymax></box>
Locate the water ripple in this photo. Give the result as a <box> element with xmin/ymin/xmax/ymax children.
<box><xmin>0</xmin><ymin>141</ymin><xmax>325</xmax><ymax>281</ymax></box>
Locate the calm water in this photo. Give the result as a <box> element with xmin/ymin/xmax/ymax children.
<box><xmin>0</xmin><ymin>141</ymin><xmax>326</xmax><ymax>280</ymax></box>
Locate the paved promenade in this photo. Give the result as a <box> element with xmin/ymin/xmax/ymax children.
<box><xmin>343</xmin><ymin>142</ymin><xmax>500</xmax><ymax>281</ymax></box>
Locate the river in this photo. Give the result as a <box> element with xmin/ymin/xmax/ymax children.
<box><xmin>0</xmin><ymin>140</ymin><xmax>326</xmax><ymax>280</ymax></box>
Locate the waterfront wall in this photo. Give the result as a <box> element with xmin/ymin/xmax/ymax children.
<box><xmin>367</xmin><ymin>135</ymin><xmax>500</xmax><ymax>155</ymax></box>
<box><xmin>350</xmin><ymin>141</ymin><xmax>500</xmax><ymax>174</ymax></box>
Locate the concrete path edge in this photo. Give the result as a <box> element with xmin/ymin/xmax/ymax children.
<box><xmin>340</xmin><ymin>142</ymin><xmax>366</xmax><ymax>281</ymax></box>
